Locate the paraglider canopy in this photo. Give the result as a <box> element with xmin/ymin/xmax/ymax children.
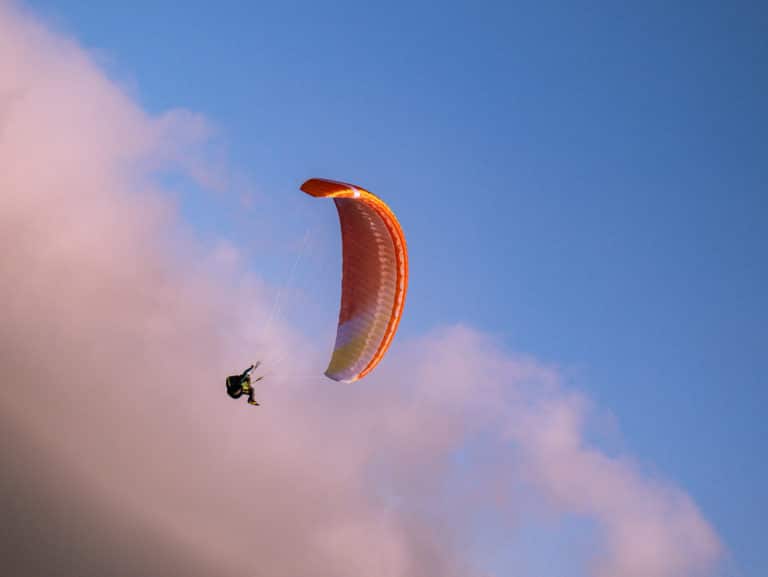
<box><xmin>301</xmin><ymin>178</ymin><xmax>408</xmax><ymax>382</ymax></box>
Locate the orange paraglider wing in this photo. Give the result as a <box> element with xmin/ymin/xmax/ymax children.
<box><xmin>301</xmin><ymin>178</ymin><xmax>408</xmax><ymax>382</ymax></box>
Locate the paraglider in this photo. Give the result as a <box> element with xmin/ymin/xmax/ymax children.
<box><xmin>226</xmin><ymin>362</ymin><xmax>263</xmax><ymax>406</ymax></box>
<box><xmin>222</xmin><ymin>178</ymin><xmax>407</xmax><ymax>399</ymax></box>
<box><xmin>301</xmin><ymin>178</ymin><xmax>408</xmax><ymax>382</ymax></box>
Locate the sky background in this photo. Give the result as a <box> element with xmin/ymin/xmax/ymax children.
<box><xmin>2</xmin><ymin>1</ymin><xmax>766</xmax><ymax>576</ymax></box>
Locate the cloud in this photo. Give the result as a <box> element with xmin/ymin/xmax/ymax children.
<box><xmin>0</xmin><ymin>2</ymin><xmax>722</xmax><ymax>576</ymax></box>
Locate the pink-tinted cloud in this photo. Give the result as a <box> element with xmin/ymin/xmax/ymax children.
<box><xmin>0</xmin><ymin>2</ymin><xmax>723</xmax><ymax>576</ymax></box>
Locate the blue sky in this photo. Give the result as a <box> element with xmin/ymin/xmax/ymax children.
<box><xmin>24</xmin><ymin>0</ymin><xmax>767</xmax><ymax>573</ymax></box>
